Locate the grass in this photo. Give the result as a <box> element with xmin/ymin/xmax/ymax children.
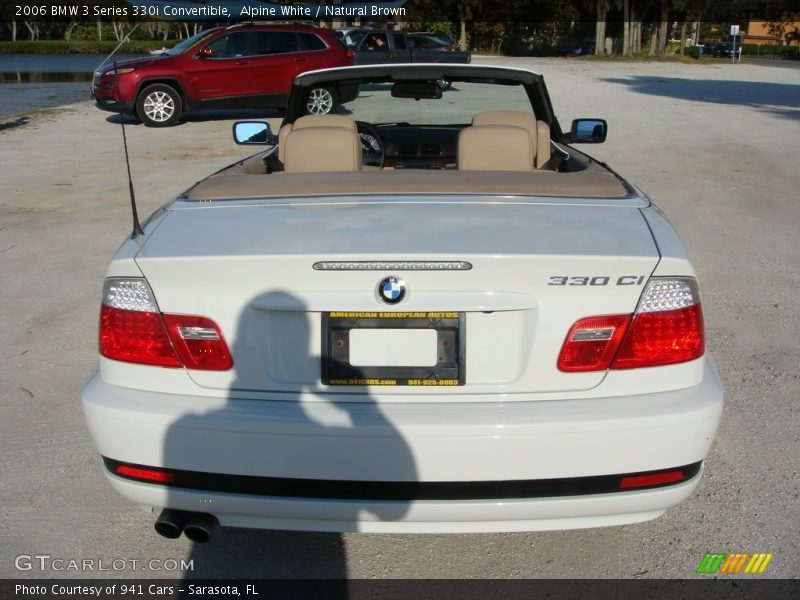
<box><xmin>575</xmin><ymin>52</ymin><xmax>701</xmax><ymax>63</ymax></box>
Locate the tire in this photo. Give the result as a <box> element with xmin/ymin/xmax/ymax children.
<box><xmin>437</xmin><ymin>78</ymin><xmax>452</xmax><ymax>91</ymax></box>
<box><xmin>306</xmin><ymin>86</ymin><xmax>337</xmax><ymax>115</ymax></box>
<box><xmin>136</xmin><ymin>83</ymin><xmax>182</xmax><ymax>127</ymax></box>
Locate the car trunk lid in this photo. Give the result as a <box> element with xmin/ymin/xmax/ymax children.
<box><xmin>135</xmin><ymin>197</ymin><xmax>659</xmax><ymax>396</ymax></box>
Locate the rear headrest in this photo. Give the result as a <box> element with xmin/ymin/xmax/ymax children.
<box><xmin>283</xmin><ymin>126</ymin><xmax>362</xmax><ymax>173</ymax></box>
<box><xmin>472</xmin><ymin>110</ymin><xmax>551</xmax><ymax>168</ymax></box>
<box><xmin>278</xmin><ymin>115</ymin><xmax>358</xmax><ymax>164</ymax></box>
<box><xmin>472</xmin><ymin>110</ymin><xmax>538</xmax><ymax>157</ymax></box>
<box><xmin>457</xmin><ymin>125</ymin><xmax>534</xmax><ymax>172</ymax></box>
<box><xmin>293</xmin><ymin>114</ymin><xmax>358</xmax><ymax>132</ymax></box>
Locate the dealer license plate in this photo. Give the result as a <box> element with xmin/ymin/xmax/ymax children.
<box><xmin>322</xmin><ymin>312</ymin><xmax>464</xmax><ymax>386</ymax></box>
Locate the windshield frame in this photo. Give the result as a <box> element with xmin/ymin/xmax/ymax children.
<box><xmin>286</xmin><ymin>65</ymin><xmax>564</xmax><ymax>142</ymax></box>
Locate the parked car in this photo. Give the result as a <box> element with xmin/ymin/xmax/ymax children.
<box><xmin>410</xmin><ymin>31</ymin><xmax>456</xmax><ymax>46</ymax></box>
<box><xmin>711</xmin><ymin>42</ymin><xmax>735</xmax><ymax>58</ymax></box>
<box><xmin>352</xmin><ymin>30</ymin><xmax>471</xmax><ymax>66</ymax></box>
<box><xmin>557</xmin><ymin>43</ymin><xmax>596</xmax><ymax>57</ymax></box>
<box><xmin>82</xmin><ymin>64</ymin><xmax>723</xmax><ymax>541</ymax></box>
<box><xmin>408</xmin><ymin>32</ymin><xmax>458</xmax><ymax>51</ymax></box>
<box><xmin>91</xmin><ymin>23</ymin><xmax>356</xmax><ymax>126</ymax></box>
<box><xmin>334</xmin><ymin>28</ymin><xmax>367</xmax><ymax>49</ymax></box>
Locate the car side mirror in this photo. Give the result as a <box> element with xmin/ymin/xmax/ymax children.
<box><xmin>196</xmin><ymin>47</ymin><xmax>213</xmax><ymax>59</ymax></box>
<box><xmin>232</xmin><ymin>121</ymin><xmax>275</xmax><ymax>145</ymax></box>
<box><xmin>568</xmin><ymin>118</ymin><xmax>607</xmax><ymax>143</ymax></box>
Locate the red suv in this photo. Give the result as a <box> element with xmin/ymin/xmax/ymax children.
<box><xmin>92</xmin><ymin>24</ymin><xmax>355</xmax><ymax>127</ymax></box>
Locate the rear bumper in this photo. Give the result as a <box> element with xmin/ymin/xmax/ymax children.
<box><xmin>82</xmin><ymin>359</ymin><xmax>723</xmax><ymax>532</ymax></box>
<box><xmin>100</xmin><ymin>467</ymin><xmax>704</xmax><ymax>533</ymax></box>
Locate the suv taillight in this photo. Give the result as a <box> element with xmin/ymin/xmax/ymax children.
<box><xmin>99</xmin><ymin>278</ymin><xmax>232</xmax><ymax>370</ymax></box>
<box><xmin>557</xmin><ymin>278</ymin><xmax>704</xmax><ymax>372</ymax></box>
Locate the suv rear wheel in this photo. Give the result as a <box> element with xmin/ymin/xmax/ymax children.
<box><xmin>137</xmin><ymin>83</ymin><xmax>182</xmax><ymax>127</ymax></box>
<box><xmin>306</xmin><ymin>87</ymin><xmax>336</xmax><ymax>115</ymax></box>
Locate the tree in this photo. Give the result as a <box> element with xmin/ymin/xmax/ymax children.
<box><xmin>591</xmin><ymin>0</ymin><xmax>615</xmax><ymax>55</ymax></box>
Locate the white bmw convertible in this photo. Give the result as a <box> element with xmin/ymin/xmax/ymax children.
<box><xmin>82</xmin><ymin>65</ymin><xmax>723</xmax><ymax>542</ymax></box>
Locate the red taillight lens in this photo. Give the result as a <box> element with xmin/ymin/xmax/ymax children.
<box><xmin>557</xmin><ymin>278</ymin><xmax>705</xmax><ymax>372</ymax></box>
<box><xmin>162</xmin><ymin>314</ymin><xmax>233</xmax><ymax>371</ymax></box>
<box><xmin>99</xmin><ymin>278</ymin><xmax>232</xmax><ymax>371</ymax></box>
<box><xmin>115</xmin><ymin>464</ymin><xmax>175</xmax><ymax>483</ymax></box>
<box><xmin>619</xmin><ymin>470</ymin><xmax>685</xmax><ymax>489</ymax></box>
<box><xmin>100</xmin><ymin>304</ymin><xmax>181</xmax><ymax>368</ymax></box>
<box><xmin>557</xmin><ymin>314</ymin><xmax>631</xmax><ymax>372</ymax></box>
<box><xmin>345</xmin><ymin>48</ymin><xmax>355</xmax><ymax>60</ymax></box>
<box><xmin>612</xmin><ymin>304</ymin><xmax>704</xmax><ymax>369</ymax></box>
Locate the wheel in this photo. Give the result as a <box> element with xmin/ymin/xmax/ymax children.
<box><xmin>437</xmin><ymin>78</ymin><xmax>452</xmax><ymax>91</ymax></box>
<box><xmin>136</xmin><ymin>83</ymin><xmax>182</xmax><ymax>127</ymax></box>
<box><xmin>356</xmin><ymin>121</ymin><xmax>385</xmax><ymax>168</ymax></box>
<box><xmin>306</xmin><ymin>87</ymin><xmax>337</xmax><ymax>115</ymax></box>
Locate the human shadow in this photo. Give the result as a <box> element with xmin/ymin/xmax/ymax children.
<box><xmin>162</xmin><ymin>291</ymin><xmax>416</xmax><ymax>580</ymax></box>
<box><xmin>601</xmin><ymin>76</ymin><xmax>800</xmax><ymax>120</ymax></box>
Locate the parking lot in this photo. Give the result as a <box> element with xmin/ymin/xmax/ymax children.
<box><xmin>1</xmin><ymin>56</ymin><xmax>798</xmax><ymax>579</ymax></box>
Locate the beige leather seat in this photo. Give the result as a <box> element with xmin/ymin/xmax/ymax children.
<box><xmin>471</xmin><ymin>110</ymin><xmax>551</xmax><ymax>168</ymax></box>
<box><xmin>283</xmin><ymin>124</ymin><xmax>362</xmax><ymax>173</ymax></box>
<box><xmin>278</xmin><ymin>115</ymin><xmax>358</xmax><ymax>164</ymax></box>
<box><xmin>457</xmin><ymin>124</ymin><xmax>534</xmax><ymax>172</ymax></box>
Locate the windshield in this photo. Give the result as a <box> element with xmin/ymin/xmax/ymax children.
<box><xmin>165</xmin><ymin>29</ymin><xmax>218</xmax><ymax>56</ymax></box>
<box><xmin>339</xmin><ymin>81</ymin><xmax>534</xmax><ymax>125</ymax></box>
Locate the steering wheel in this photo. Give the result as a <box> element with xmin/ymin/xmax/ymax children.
<box><xmin>356</xmin><ymin>121</ymin><xmax>385</xmax><ymax>168</ymax></box>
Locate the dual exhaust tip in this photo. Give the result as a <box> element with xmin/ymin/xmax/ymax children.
<box><xmin>154</xmin><ymin>509</ymin><xmax>218</xmax><ymax>543</ymax></box>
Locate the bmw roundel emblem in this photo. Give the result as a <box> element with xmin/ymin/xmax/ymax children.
<box><xmin>377</xmin><ymin>276</ymin><xmax>406</xmax><ymax>304</ymax></box>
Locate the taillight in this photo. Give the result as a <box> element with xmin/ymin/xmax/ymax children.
<box><xmin>557</xmin><ymin>314</ymin><xmax>631</xmax><ymax>372</ymax></box>
<box><xmin>557</xmin><ymin>278</ymin><xmax>704</xmax><ymax>372</ymax></box>
<box><xmin>115</xmin><ymin>464</ymin><xmax>175</xmax><ymax>483</ymax></box>
<box><xmin>442</xmin><ymin>45</ymin><xmax>454</xmax><ymax>51</ymax></box>
<box><xmin>162</xmin><ymin>314</ymin><xmax>233</xmax><ymax>371</ymax></box>
<box><xmin>345</xmin><ymin>48</ymin><xmax>355</xmax><ymax>60</ymax></box>
<box><xmin>99</xmin><ymin>278</ymin><xmax>232</xmax><ymax>371</ymax></box>
<box><xmin>619</xmin><ymin>469</ymin><xmax>685</xmax><ymax>489</ymax></box>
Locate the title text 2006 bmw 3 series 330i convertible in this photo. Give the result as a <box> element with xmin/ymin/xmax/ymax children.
<box><xmin>82</xmin><ymin>65</ymin><xmax>722</xmax><ymax>542</ymax></box>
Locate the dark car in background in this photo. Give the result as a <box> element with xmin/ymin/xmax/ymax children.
<box><xmin>92</xmin><ymin>23</ymin><xmax>356</xmax><ymax>126</ymax></box>
<box><xmin>711</xmin><ymin>42</ymin><xmax>735</xmax><ymax>58</ymax></box>
<box><xmin>408</xmin><ymin>33</ymin><xmax>458</xmax><ymax>52</ymax></box>
<box><xmin>408</xmin><ymin>31</ymin><xmax>456</xmax><ymax>49</ymax></box>
<box><xmin>352</xmin><ymin>30</ymin><xmax>471</xmax><ymax>66</ymax></box>
<box><xmin>557</xmin><ymin>43</ymin><xmax>596</xmax><ymax>57</ymax></box>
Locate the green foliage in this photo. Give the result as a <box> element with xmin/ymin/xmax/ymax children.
<box><xmin>739</xmin><ymin>43</ymin><xmax>798</xmax><ymax>57</ymax></box>
<box><xmin>0</xmin><ymin>40</ymin><xmax>179</xmax><ymax>54</ymax></box>
<box><xmin>684</xmin><ymin>46</ymin><xmax>701</xmax><ymax>59</ymax></box>
<box><xmin>404</xmin><ymin>20</ymin><xmax>457</xmax><ymax>38</ymax></box>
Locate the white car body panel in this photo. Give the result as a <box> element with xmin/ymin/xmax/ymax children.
<box><xmin>81</xmin><ymin>65</ymin><xmax>723</xmax><ymax>535</ymax></box>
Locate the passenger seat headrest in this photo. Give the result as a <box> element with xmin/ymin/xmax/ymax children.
<box><xmin>283</xmin><ymin>126</ymin><xmax>362</xmax><ymax>173</ymax></box>
<box><xmin>293</xmin><ymin>114</ymin><xmax>358</xmax><ymax>132</ymax></box>
<box><xmin>457</xmin><ymin>125</ymin><xmax>534</xmax><ymax>172</ymax></box>
<box><xmin>278</xmin><ymin>115</ymin><xmax>359</xmax><ymax>165</ymax></box>
<box><xmin>472</xmin><ymin>110</ymin><xmax>551</xmax><ymax>168</ymax></box>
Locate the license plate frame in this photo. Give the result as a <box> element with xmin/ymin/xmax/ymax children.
<box><xmin>322</xmin><ymin>311</ymin><xmax>465</xmax><ymax>386</ymax></box>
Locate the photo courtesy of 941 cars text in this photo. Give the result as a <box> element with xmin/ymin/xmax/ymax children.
<box><xmin>1</xmin><ymin>0</ymin><xmax>798</xmax><ymax>594</ymax></box>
